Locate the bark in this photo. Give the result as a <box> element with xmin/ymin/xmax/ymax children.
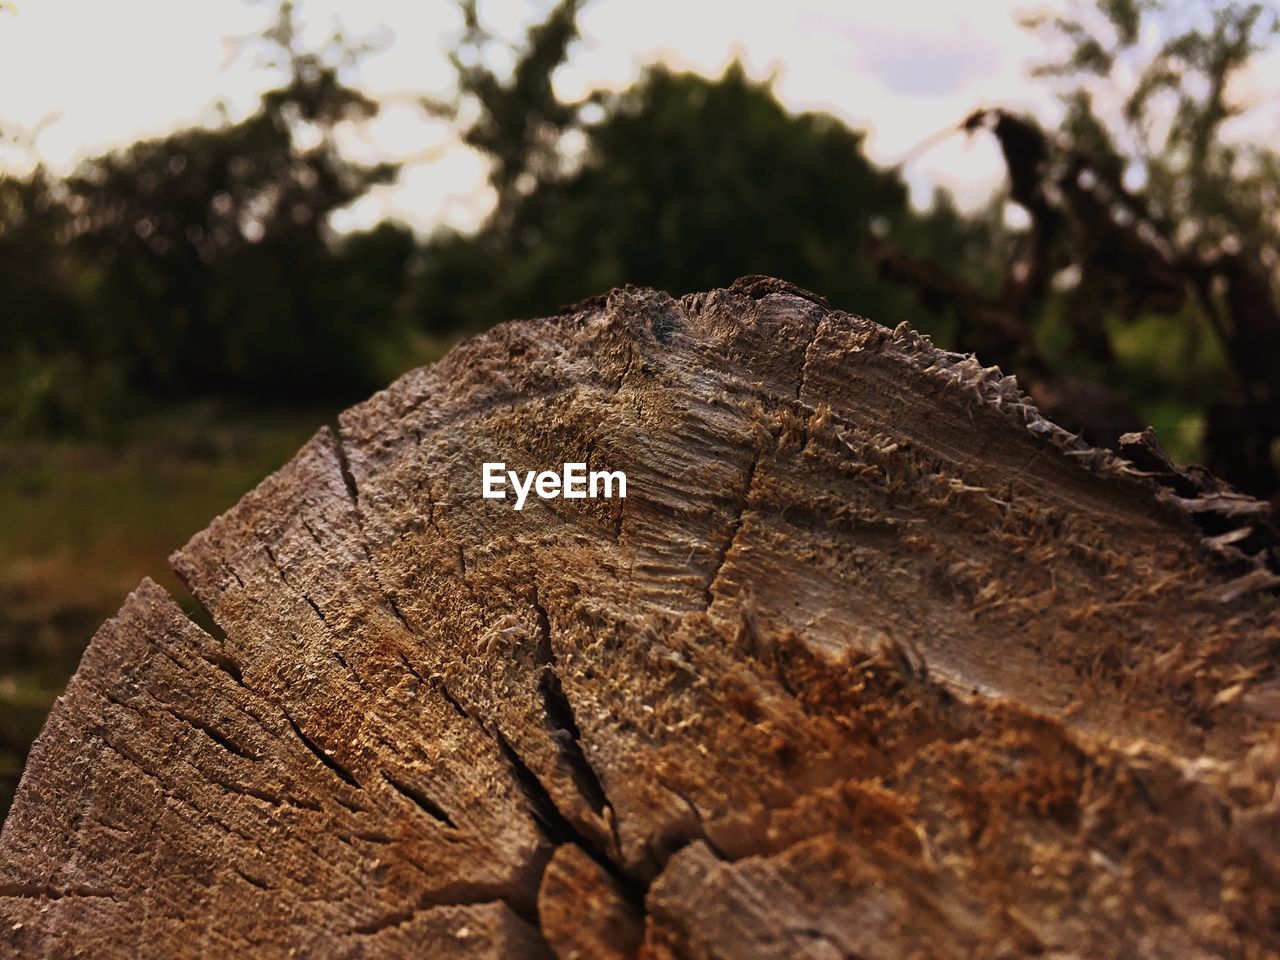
<box><xmin>3</xmin><ymin>277</ymin><xmax>1280</xmax><ymax>958</ymax></box>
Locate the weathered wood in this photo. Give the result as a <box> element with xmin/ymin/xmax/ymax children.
<box><xmin>3</xmin><ymin>277</ymin><xmax>1279</xmax><ymax>958</ymax></box>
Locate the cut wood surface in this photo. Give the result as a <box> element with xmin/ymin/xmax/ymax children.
<box><xmin>3</xmin><ymin>276</ymin><xmax>1279</xmax><ymax>958</ymax></box>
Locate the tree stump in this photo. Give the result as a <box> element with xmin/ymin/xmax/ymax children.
<box><xmin>3</xmin><ymin>277</ymin><xmax>1279</xmax><ymax>958</ymax></box>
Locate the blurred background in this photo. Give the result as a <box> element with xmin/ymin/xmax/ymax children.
<box><xmin>2</xmin><ymin>0</ymin><xmax>1279</xmax><ymax>817</ymax></box>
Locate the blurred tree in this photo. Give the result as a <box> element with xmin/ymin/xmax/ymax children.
<box><xmin>875</xmin><ymin>0</ymin><xmax>1280</xmax><ymax>500</ymax></box>
<box><xmin>61</xmin><ymin>1</ymin><xmax>403</xmax><ymax>400</ymax></box>
<box><xmin>448</xmin><ymin>0</ymin><xmax>587</xmax><ymax>230</ymax></box>
<box><xmin>0</xmin><ymin>0</ymin><xmax>412</xmax><ymax>436</ymax></box>
<box><xmin>0</xmin><ymin>169</ymin><xmax>119</xmax><ymax>435</ymax></box>
<box><xmin>411</xmin><ymin>1</ymin><xmax>923</xmax><ymax>332</ymax></box>
<box><xmin>1028</xmin><ymin>0</ymin><xmax>1280</xmax><ymax>496</ymax></box>
<box><xmin>500</xmin><ymin>63</ymin><xmax>918</xmax><ymax>317</ymax></box>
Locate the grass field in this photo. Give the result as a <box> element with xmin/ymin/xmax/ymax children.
<box><xmin>0</xmin><ymin>403</ymin><xmax>337</xmax><ymax>818</ymax></box>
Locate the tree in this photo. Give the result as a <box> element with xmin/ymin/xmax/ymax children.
<box><xmin>0</xmin><ymin>169</ymin><xmax>117</xmax><ymax>435</ymax></box>
<box><xmin>498</xmin><ymin>63</ymin><xmax>918</xmax><ymax>317</ymax></box>
<box><xmin>61</xmin><ymin>1</ymin><xmax>403</xmax><ymax>400</ymax></box>
<box><xmin>0</xmin><ymin>0</ymin><xmax>414</xmax><ymax>432</ymax></box>
<box><xmin>411</xmin><ymin>1</ymin><xmax>923</xmax><ymax>333</ymax></box>
<box><xmin>877</xmin><ymin>0</ymin><xmax>1280</xmax><ymax>500</ymax></box>
<box><xmin>447</xmin><ymin>0</ymin><xmax>588</xmax><ymax>232</ymax></box>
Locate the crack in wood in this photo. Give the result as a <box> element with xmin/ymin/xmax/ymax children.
<box><xmin>280</xmin><ymin>709</ymin><xmax>362</xmax><ymax>791</ymax></box>
<box><xmin>95</xmin><ymin>733</ymin><xmax>260</xmax><ymax>845</ymax></box>
<box><xmin>231</xmin><ymin>867</ymin><xmax>271</xmax><ymax>892</ymax></box>
<box><xmin>379</xmin><ymin>770</ymin><xmax>457</xmax><ymax>829</ymax></box>
<box><xmin>530</xmin><ymin>587</ymin><xmax>622</xmax><ymax>855</ymax></box>
<box><xmin>261</xmin><ymin>543</ymin><xmax>328</xmax><ymax>625</ymax></box>
<box><xmin>702</xmin><ymin>451</ymin><xmax>762</xmax><ymax>611</ymax></box>
<box><xmin>0</xmin><ymin>884</ymin><xmax>120</xmax><ymax>902</ymax></box>
<box><xmin>330</xmin><ymin>430</ymin><xmax>418</xmax><ymax>632</ymax></box>
<box><xmin>422</xmin><ymin>667</ymin><xmax>645</xmax><ymax>925</ymax></box>
<box><xmin>488</xmin><ymin>725</ymin><xmax>643</xmax><ymax>910</ymax></box>
<box><xmin>156</xmin><ymin>703</ymin><xmax>258</xmax><ymax>762</ymax></box>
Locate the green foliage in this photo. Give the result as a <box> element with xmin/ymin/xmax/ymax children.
<box><xmin>0</xmin><ymin>169</ymin><xmax>121</xmax><ymax>436</ymax></box>
<box><xmin>410</xmin><ymin>61</ymin><xmax>925</xmax><ymax>332</ymax></box>
<box><xmin>60</xmin><ymin>56</ymin><xmax>402</xmax><ymax>398</ymax></box>
<box><xmin>0</xmin><ymin>3</ymin><xmax>414</xmax><ymax>435</ymax></box>
<box><xmin>0</xmin><ymin>346</ymin><xmax>125</xmax><ymax>438</ymax></box>
<box><xmin>1033</xmin><ymin>0</ymin><xmax>1280</xmax><ymax>263</ymax></box>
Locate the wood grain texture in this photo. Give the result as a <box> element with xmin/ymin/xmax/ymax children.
<box><xmin>3</xmin><ymin>277</ymin><xmax>1279</xmax><ymax>958</ymax></box>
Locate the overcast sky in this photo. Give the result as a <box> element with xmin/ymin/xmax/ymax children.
<box><xmin>1</xmin><ymin>0</ymin><xmax>1274</xmax><ymax>234</ymax></box>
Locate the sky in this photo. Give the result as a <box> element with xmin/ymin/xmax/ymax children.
<box><xmin>0</xmin><ymin>0</ymin><xmax>1274</xmax><ymax>235</ymax></box>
